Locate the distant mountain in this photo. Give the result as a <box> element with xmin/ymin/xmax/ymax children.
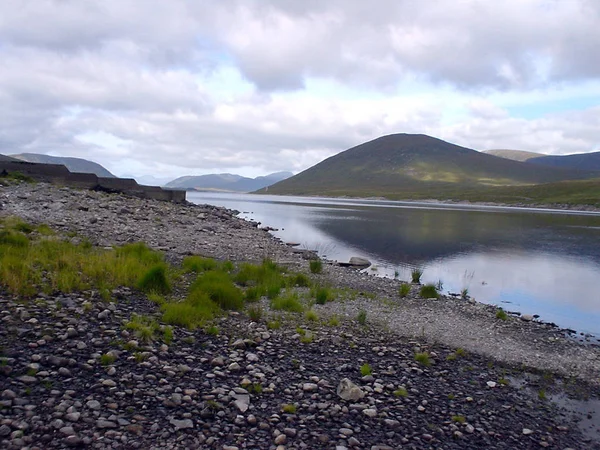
<box><xmin>527</xmin><ymin>151</ymin><xmax>600</xmax><ymax>172</ymax></box>
<box><xmin>0</xmin><ymin>154</ymin><xmax>19</xmax><ymax>162</ymax></box>
<box><xmin>263</xmin><ymin>134</ymin><xmax>599</xmax><ymax>199</ymax></box>
<box><xmin>125</xmin><ymin>175</ymin><xmax>173</xmax><ymax>187</ymax></box>
<box><xmin>483</xmin><ymin>149</ymin><xmax>546</xmax><ymax>161</ymax></box>
<box><xmin>10</xmin><ymin>153</ymin><xmax>115</xmax><ymax>178</ymax></box>
<box><xmin>165</xmin><ymin>171</ymin><xmax>293</xmax><ymax>192</ymax></box>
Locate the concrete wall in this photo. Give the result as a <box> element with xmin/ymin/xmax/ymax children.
<box><xmin>0</xmin><ymin>160</ymin><xmax>186</xmax><ymax>203</ymax></box>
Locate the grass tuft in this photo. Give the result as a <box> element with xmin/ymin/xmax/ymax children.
<box><xmin>411</xmin><ymin>268</ymin><xmax>423</xmax><ymax>284</ymax></box>
<box><xmin>415</xmin><ymin>352</ymin><xmax>432</xmax><ymax>366</ymax></box>
<box><xmin>313</xmin><ymin>285</ymin><xmax>333</xmax><ymax>304</ymax></box>
<box><xmin>191</xmin><ymin>271</ymin><xmax>243</xmax><ymax>310</ymax></box>
<box><xmin>305</xmin><ymin>309</ymin><xmax>318</xmax><ymax>322</ymax></box>
<box><xmin>419</xmin><ymin>284</ymin><xmax>439</xmax><ymax>299</ymax></box>
<box><xmin>356</xmin><ymin>310</ymin><xmax>367</xmax><ymax>325</ymax></box>
<box><xmin>182</xmin><ymin>255</ymin><xmax>218</xmax><ymax>273</ymax></box>
<box><xmin>399</xmin><ymin>283</ymin><xmax>410</xmax><ymax>298</ymax></box>
<box><xmin>281</xmin><ymin>404</ymin><xmax>297</xmax><ymax>414</ymax></box>
<box><xmin>270</xmin><ymin>291</ymin><xmax>304</xmax><ymax>312</ymax></box>
<box><xmin>309</xmin><ymin>259</ymin><xmax>323</xmax><ymax>274</ymax></box>
<box><xmin>496</xmin><ymin>308</ymin><xmax>508</xmax><ymax>321</ymax></box>
<box><xmin>248</xmin><ymin>305</ymin><xmax>263</xmax><ymax>322</ymax></box>
<box><xmin>137</xmin><ymin>264</ymin><xmax>171</xmax><ymax>294</ymax></box>
<box><xmin>393</xmin><ymin>387</ymin><xmax>408</xmax><ymax>398</ymax></box>
<box><xmin>360</xmin><ymin>363</ymin><xmax>372</xmax><ymax>376</ymax></box>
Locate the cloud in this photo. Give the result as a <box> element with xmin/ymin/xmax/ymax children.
<box><xmin>0</xmin><ymin>0</ymin><xmax>599</xmax><ymax>178</ymax></box>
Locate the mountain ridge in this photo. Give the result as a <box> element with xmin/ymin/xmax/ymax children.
<box><xmin>10</xmin><ymin>153</ymin><xmax>115</xmax><ymax>178</ymax></box>
<box><xmin>166</xmin><ymin>171</ymin><xmax>293</xmax><ymax>192</ymax></box>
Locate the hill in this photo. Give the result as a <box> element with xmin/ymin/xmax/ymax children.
<box><xmin>264</xmin><ymin>134</ymin><xmax>599</xmax><ymax>199</ymax></box>
<box><xmin>10</xmin><ymin>153</ymin><xmax>115</xmax><ymax>177</ymax></box>
<box><xmin>483</xmin><ymin>149</ymin><xmax>546</xmax><ymax>161</ymax></box>
<box><xmin>165</xmin><ymin>171</ymin><xmax>293</xmax><ymax>192</ymax></box>
<box><xmin>527</xmin><ymin>151</ymin><xmax>600</xmax><ymax>172</ymax></box>
<box><xmin>0</xmin><ymin>154</ymin><xmax>19</xmax><ymax>162</ymax></box>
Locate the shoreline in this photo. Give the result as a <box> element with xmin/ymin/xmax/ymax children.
<box><xmin>1</xmin><ymin>182</ymin><xmax>599</xmax><ymax>448</ymax></box>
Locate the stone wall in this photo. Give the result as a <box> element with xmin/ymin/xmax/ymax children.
<box><xmin>0</xmin><ymin>160</ymin><xmax>186</xmax><ymax>203</ymax></box>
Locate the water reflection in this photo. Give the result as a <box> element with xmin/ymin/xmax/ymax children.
<box><xmin>187</xmin><ymin>192</ymin><xmax>600</xmax><ymax>335</ymax></box>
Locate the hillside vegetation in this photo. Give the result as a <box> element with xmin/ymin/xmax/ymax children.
<box><xmin>264</xmin><ymin>134</ymin><xmax>600</xmax><ymax>206</ymax></box>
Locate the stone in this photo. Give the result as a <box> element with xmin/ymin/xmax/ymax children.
<box><xmin>348</xmin><ymin>256</ymin><xmax>371</xmax><ymax>267</ymax></box>
<box><xmin>521</xmin><ymin>314</ymin><xmax>534</xmax><ymax>322</ymax></box>
<box><xmin>303</xmin><ymin>382</ymin><xmax>318</xmax><ymax>392</ymax></box>
<box><xmin>336</xmin><ymin>378</ymin><xmax>365</xmax><ymax>401</ymax></box>
<box><xmin>169</xmin><ymin>418</ymin><xmax>194</xmax><ymax>430</ymax></box>
<box><xmin>363</xmin><ymin>408</ymin><xmax>377</xmax><ymax>417</ymax></box>
<box><xmin>523</xmin><ymin>428</ymin><xmax>534</xmax><ymax>435</ymax></box>
<box><xmin>486</xmin><ymin>381</ymin><xmax>497</xmax><ymax>388</ymax></box>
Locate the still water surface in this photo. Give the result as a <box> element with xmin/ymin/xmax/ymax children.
<box><xmin>187</xmin><ymin>192</ymin><xmax>600</xmax><ymax>336</ymax></box>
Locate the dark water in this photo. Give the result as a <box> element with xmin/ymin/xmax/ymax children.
<box><xmin>187</xmin><ymin>192</ymin><xmax>600</xmax><ymax>336</ymax></box>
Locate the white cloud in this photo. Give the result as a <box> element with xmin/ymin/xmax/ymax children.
<box><xmin>0</xmin><ymin>0</ymin><xmax>599</xmax><ymax>178</ymax></box>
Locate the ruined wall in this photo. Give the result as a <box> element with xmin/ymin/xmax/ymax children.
<box><xmin>0</xmin><ymin>160</ymin><xmax>186</xmax><ymax>203</ymax></box>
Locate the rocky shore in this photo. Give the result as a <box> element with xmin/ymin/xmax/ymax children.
<box><xmin>1</xmin><ymin>182</ymin><xmax>599</xmax><ymax>449</ymax></box>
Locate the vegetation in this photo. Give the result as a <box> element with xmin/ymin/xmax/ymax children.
<box><xmin>0</xmin><ymin>171</ymin><xmax>35</xmax><ymax>183</ymax></box>
<box><xmin>399</xmin><ymin>283</ymin><xmax>411</xmax><ymax>298</ymax></box>
<box><xmin>360</xmin><ymin>363</ymin><xmax>372</xmax><ymax>376</ymax></box>
<box><xmin>328</xmin><ymin>315</ymin><xmax>340</xmax><ymax>327</ymax></box>
<box><xmin>281</xmin><ymin>404</ymin><xmax>297</xmax><ymax>414</ymax></box>
<box><xmin>313</xmin><ymin>285</ymin><xmax>333</xmax><ymax>304</ymax></box>
<box><xmin>393</xmin><ymin>387</ymin><xmax>408</xmax><ymax>398</ymax></box>
<box><xmin>411</xmin><ymin>268</ymin><xmax>423</xmax><ymax>284</ymax></box>
<box><xmin>247</xmin><ymin>305</ymin><xmax>263</xmax><ymax>322</ymax></box>
<box><xmin>100</xmin><ymin>353</ymin><xmax>116</xmax><ymax>366</ymax></box>
<box><xmin>496</xmin><ymin>308</ymin><xmax>509</xmax><ymax>321</ymax></box>
<box><xmin>270</xmin><ymin>291</ymin><xmax>304</xmax><ymax>312</ymax></box>
<box><xmin>419</xmin><ymin>284</ymin><xmax>439</xmax><ymax>299</ymax></box>
<box><xmin>182</xmin><ymin>255</ymin><xmax>218</xmax><ymax>273</ymax></box>
<box><xmin>415</xmin><ymin>352</ymin><xmax>432</xmax><ymax>366</ymax></box>
<box><xmin>137</xmin><ymin>264</ymin><xmax>171</xmax><ymax>294</ymax></box>
<box><xmin>305</xmin><ymin>309</ymin><xmax>318</xmax><ymax>322</ymax></box>
<box><xmin>451</xmin><ymin>415</ymin><xmax>466</xmax><ymax>424</ymax></box>
<box><xmin>309</xmin><ymin>259</ymin><xmax>323</xmax><ymax>274</ymax></box>
<box><xmin>460</xmin><ymin>288</ymin><xmax>469</xmax><ymax>299</ymax></box>
<box><xmin>125</xmin><ymin>314</ymin><xmax>161</xmax><ymax>343</ymax></box>
<box><xmin>356</xmin><ymin>310</ymin><xmax>367</xmax><ymax>325</ymax></box>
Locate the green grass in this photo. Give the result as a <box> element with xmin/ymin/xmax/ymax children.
<box><xmin>305</xmin><ymin>309</ymin><xmax>318</xmax><ymax>321</ymax></box>
<box><xmin>309</xmin><ymin>259</ymin><xmax>323</xmax><ymax>274</ymax></box>
<box><xmin>399</xmin><ymin>283</ymin><xmax>410</xmax><ymax>298</ymax></box>
<box><xmin>247</xmin><ymin>383</ymin><xmax>263</xmax><ymax>394</ymax></box>
<box><xmin>496</xmin><ymin>308</ymin><xmax>509</xmax><ymax>321</ymax></box>
<box><xmin>267</xmin><ymin>320</ymin><xmax>281</xmax><ymax>330</ymax></box>
<box><xmin>451</xmin><ymin>415</ymin><xmax>466</xmax><ymax>424</ymax></box>
<box><xmin>182</xmin><ymin>255</ymin><xmax>218</xmax><ymax>273</ymax></box>
<box><xmin>270</xmin><ymin>291</ymin><xmax>304</xmax><ymax>312</ymax></box>
<box><xmin>411</xmin><ymin>268</ymin><xmax>423</xmax><ymax>284</ymax></box>
<box><xmin>312</xmin><ymin>286</ymin><xmax>333</xmax><ymax>304</ymax></box>
<box><xmin>244</xmin><ymin>286</ymin><xmax>263</xmax><ymax>302</ymax></box>
<box><xmin>0</xmin><ymin>171</ymin><xmax>35</xmax><ymax>183</ymax></box>
<box><xmin>290</xmin><ymin>273</ymin><xmax>311</xmax><ymax>287</ymax></box>
<box><xmin>415</xmin><ymin>352</ymin><xmax>432</xmax><ymax>366</ymax></box>
<box><xmin>460</xmin><ymin>288</ymin><xmax>469</xmax><ymax>299</ymax></box>
<box><xmin>327</xmin><ymin>315</ymin><xmax>340</xmax><ymax>327</ymax></box>
<box><xmin>419</xmin><ymin>284</ymin><xmax>439</xmax><ymax>299</ymax></box>
<box><xmin>356</xmin><ymin>310</ymin><xmax>367</xmax><ymax>325</ymax></box>
<box><xmin>100</xmin><ymin>353</ymin><xmax>116</xmax><ymax>366</ymax></box>
<box><xmin>191</xmin><ymin>271</ymin><xmax>244</xmax><ymax>310</ymax></box>
<box><xmin>0</xmin><ymin>220</ymin><xmax>171</xmax><ymax>297</ymax></box>
<box><xmin>124</xmin><ymin>314</ymin><xmax>160</xmax><ymax>343</ymax></box>
<box><xmin>137</xmin><ymin>264</ymin><xmax>172</xmax><ymax>294</ymax></box>
<box><xmin>248</xmin><ymin>305</ymin><xmax>263</xmax><ymax>322</ymax></box>
<box><xmin>393</xmin><ymin>387</ymin><xmax>408</xmax><ymax>398</ymax></box>
<box><xmin>360</xmin><ymin>363</ymin><xmax>372</xmax><ymax>376</ymax></box>
<box><xmin>281</xmin><ymin>404</ymin><xmax>297</xmax><ymax>414</ymax></box>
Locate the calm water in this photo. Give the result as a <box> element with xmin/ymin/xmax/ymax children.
<box><xmin>187</xmin><ymin>192</ymin><xmax>600</xmax><ymax>336</ymax></box>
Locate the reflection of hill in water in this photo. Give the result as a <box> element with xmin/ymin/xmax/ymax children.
<box><xmin>311</xmin><ymin>206</ymin><xmax>600</xmax><ymax>265</ymax></box>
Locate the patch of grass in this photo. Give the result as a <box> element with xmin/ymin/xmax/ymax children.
<box><xmin>419</xmin><ymin>284</ymin><xmax>439</xmax><ymax>299</ymax></box>
<box><xmin>1</xmin><ymin>171</ymin><xmax>35</xmax><ymax>183</ymax></box>
<box><xmin>312</xmin><ymin>286</ymin><xmax>333</xmax><ymax>304</ymax></box>
<box><xmin>100</xmin><ymin>353</ymin><xmax>116</xmax><ymax>366</ymax></box>
<box><xmin>399</xmin><ymin>283</ymin><xmax>410</xmax><ymax>298</ymax></box>
<box><xmin>456</xmin><ymin>348</ymin><xmax>467</xmax><ymax>357</ymax></box>
<box><xmin>460</xmin><ymin>288</ymin><xmax>469</xmax><ymax>299</ymax></box>
<box><xmin>205</xmin><ymin>325</ymin><xmax>219</xmax><ymax>336</ymax></box>
<box><xmin>125</xmin><ymin>314</ymin><xmax>160</xmax><ymax>343</ymax></box>
<box><xmin>300</xmin><ymin>334</ymin><xmax>314</xmax><ymax>344</ymax></box>
<box><xmin>244</xmin><ymin>286</ymin><xmax>263</xmax><ymax>302</ymax></box>
<box><xmin>411</xmin><ymin>268</ymin><xmax>423</xmax><ymax>284</ymax></box>
<box><xmin>295</xmin><ymin>326</ymin><xmax>306</xmax><ymax>336</ymax></box>
<box><xmin>161</xmin><ymin>288</ymin><xmax>218</xmax><ymax>329</ymax></box>
<box><xmin>271</xmin><ymin>291</ymin><xmax>304</xmax><ymax>312</ymax></box>
<box><xmin>451</xmin><ymin>415</ymin><xmax>466</xmax><ymax>424</ymax></box>
<box><xmin>393</xmin><ymin>387</ymin><xmax>408</xmax><ymax>398</ymax></box>
<box><xmin>447</xmin><ymin>393</ymin><xmax>455</xmax><ymax>400</ymax></box>
<box><xmin>147</xmin><ymin>292</ymin><xmax>166</xmax><ymax>305</ymax></box>
<box><xmin>360</xmin><ymin>363</ymin><xmax>372</xmax><ymax>376</ymax></box>
<box><xmin>182</xmin><ymin>255</ymin><xmax>218</xmax><ymax>273</ymax></box>
<box><xmin>221</xmin><ymin>260</ymin><xmax>235</xmax><ymax>272</ymax></box>
<box><xmin>415</xmin><ymin>352</ymin><xmax>432</xmax><ymax>367</ymax></box>
<box><xmin>267</xmin><ymin>320</ymin><xmax>281</xmax><ymax>330</ymax></box>
<box><xmin>496</xmin><ymin>308</ymin><xmax>508</xmax><ymax>321</ymax></box>
<box><xmin>247</xmin><ymin>383</ymin><xmax>263</xmax><ymax>394</ymax></box>
<box><xmin>191</xmin><ymin>270</ymin><xmax>244</xmax><ymax>310</ymax></box>
<box><xmin>162</xmin><ymin>326</ymin><xmax>174</xmax><ymax>344</ymax></box>
<box><xmin>290</xmin><ymin>273</ymin><xmax>311</xmax><ymax>287</ymax></box>
<box><xmin>327</xmin><ymin>315</ymin><xmax>340</xmax><ymax>327</ymax></box>
<box><xmin>356</xmin><ymin>310</ymin><xmax>367</xmax><ymax>325</ymax></box>
<box><xmin>309</xmin><ymin>259</ymin><xmax>322</xmax><ymax>274</ymax></box>
<box><xmin>248</xmin><ymin>305</ymin><xmax>263</xmax><ymax>322</ymax></box>
<box><xmin>281</xmin><ymin>403</ymin><xmax>297</xmax><ymax>414</ymax></box>
<box><xmin>135</xmin><ymin>264</ymin><xmax>171</xmax><ymax>295</ymax></box>
<box><xmin>305</xmin><ymin>309</ymin><xmax>318</xmax><ymax>322</ymax></box>
<box><xmin>538</xmin><ymin>389</ymin><xmax>547</xmax><ymax>400</ymax></box>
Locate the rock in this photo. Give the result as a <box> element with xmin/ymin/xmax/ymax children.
<box><xmin>169</xmin><ymin>418</ymin><xmax>194</xmax><ymax>430</ymax></box>
<box><xmin>348</xmin><ymin>256</ymin><xmax>371</xmax><ymax>267</ymax></box>
<box><xmin>232</xmin><ymin>393</ymin><xmax>250</xmax><ymax>412</ymax></box>
<box><xmin>486</xmin><ymin>381</ymin><xmax>497</xmax><ymax>388</ymax></box>
<box><xmin>303</xmin><ymin>382</ymin><xmax>318</xmax><ymax>392</ymax></box>
<box><xmin>336</xmin><ymin>378</ymin><xmax>365</xmax><ymax>401</ymax></box>
<box><xmin>523</xmin><ymin>428</ymin><xmax>534</xmax><ymax>435</ymax></box>
<box><xmin>363</xmin><ymin>408</ymin><xmax>377</xmax><ymax>417</ymax></box>
<box><xmin>521</xmin><ymin>314</ymin><xmax>534</xmax><ymax>322</ymax></box>
<box><xmin>96</xmin><ymin>420</ymin><xmax>117</xmax><ymax>429</ymax></box>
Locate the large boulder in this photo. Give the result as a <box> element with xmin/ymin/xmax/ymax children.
<box><xmin>336</xmin><ymin>378</ymin><xmax>365</xmax><ymax>401</ymax></box>
<box><xmin>348</xmin><ymin>257</ymin><xmax>371</xmax><ymax>267</ymax></box>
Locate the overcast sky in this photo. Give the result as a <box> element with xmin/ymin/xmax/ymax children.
<box><xmin>1</xmin><ymin>0</ymin><xmax>599</xmax><ymax>180</ymax></box>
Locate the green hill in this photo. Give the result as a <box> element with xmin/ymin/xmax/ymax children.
<box><xmin>264</xmin><ymin>134</ymin><xmax>599</xmax><ymax>201</ymax></box>
<box><xmin>483</xmin><ymin>149</ymin><xmax>546</xmax><ymax>161</ymax></box>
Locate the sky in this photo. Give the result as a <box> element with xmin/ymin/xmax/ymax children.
<box><xmin>1</xmin><ymin>0</ymin><xmax>599</xmax><ymax>181</ymax></box>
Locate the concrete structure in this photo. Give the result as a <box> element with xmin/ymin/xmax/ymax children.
<box><xmin>0</xmin><ymin>159</ymin><xmax>186</xmax><ymax>203</ymax></box>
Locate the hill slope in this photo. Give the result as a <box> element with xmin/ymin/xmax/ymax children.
<box><xmin>265</xmin><ymin>134</ymin><xmax>598</xmax><ymax>198</ymax></box>
<box><xmin>528</xmin><ymin>152</ymin><xmax>600</xmax><ymax>172</ymax></box>
<box><xmin>10</xmin><ymin>153</ymin><xmax>115</xmax><ymax>177</ymax></box>
<box><xmin>166</xmin><ymin>171</ymin><xmax>293</xmax><ymax>192</ymax></box>
<box><xmin>483</xmin><ymin>149</ymin><xmax>546</xmax><ymax>161</ymax></box>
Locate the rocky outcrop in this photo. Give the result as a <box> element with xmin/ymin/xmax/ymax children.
<box><xmin>0</xmin><ymin>159</ymin><xmax>184</xmax><ymax>202</ymax></box>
